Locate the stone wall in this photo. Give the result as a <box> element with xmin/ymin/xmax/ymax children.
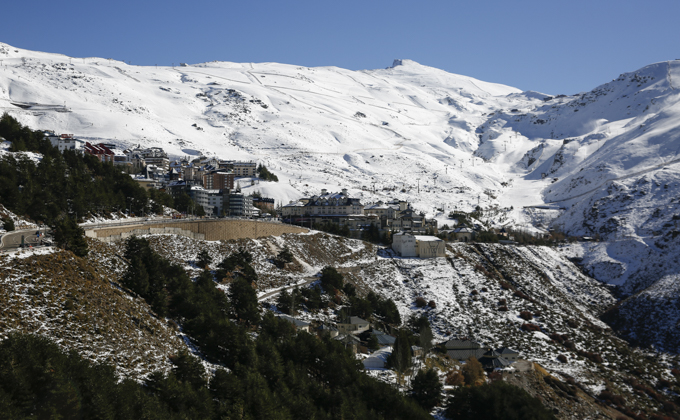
<box><xmin>85</xmin><ymin>220</ymin><xmax>308</xmax><ymax>243</ymax></box>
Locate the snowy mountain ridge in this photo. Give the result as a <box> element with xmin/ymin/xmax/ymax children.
<box><xmin>2</xmin><ymin>42</ymin><xmax>680</xmax><ymax>325</ymax></box>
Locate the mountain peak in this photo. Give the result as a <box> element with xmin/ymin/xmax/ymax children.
<box><xmin>389</xmin><ymin>59</ymin><xmax>419</xmax><ymax>69</ymax></box>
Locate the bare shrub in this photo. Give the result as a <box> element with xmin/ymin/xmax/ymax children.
<box><xmin>567</xmin><ymin>318</ymin><xmax>580</xmax><ymax>328</ymax></box>
<box><xmin>513</xmin><ymin>290</ymin><xmax>529</xmax><ymax>300</ymax></box>
<box><xmin>462</xmin><ymin>357</ymin><xmax>485</xmax><ymax>385</ymax></box>
<box><xmin>519</xmin><ymin>311</ymin><xmax>533</xmax><ymax>321</ymax></box>
<box><xmin>598</xmin><ymin>390</ymin><xmax>626</xmax><ymax>407</ymax></box>
<box><xmin>445</xmin><ymin>370</ymin><xmax>464</xmax><ymax>386</ymax></box>
<box><xmin>499</xmin><ymin>280</ymin><xmax>512</xmax><ymax>290</ymax></box>
<box><xmin>657</xmin><ymin>379</ymin><xmax>672</xmax><ymax>389</ymax></box>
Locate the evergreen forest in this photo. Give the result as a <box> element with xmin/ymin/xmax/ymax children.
<box><xmin>0</xmin><ymin>113</ymin><xmax>174</xmax><ymax>255</ymax></box>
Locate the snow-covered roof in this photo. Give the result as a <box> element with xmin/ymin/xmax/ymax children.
<box><xmin>340</xmin><ymin>316</ymin><xmax>369</xmax><ymax>325</ymax></box>
<box><xmin>414</xmin><ymin>235</ymin><xmax>442</xmax><ymax>242</ymax></box>
<box><xmin>372</xmin><ymin>330</ymin><xmax>396</xmax><ymax>346</ymax></box>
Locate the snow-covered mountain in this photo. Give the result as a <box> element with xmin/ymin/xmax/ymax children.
<box><xmin>2</xmin><ymin>42</ymin><xmax>680</xmax><ymax>349</ymax></box>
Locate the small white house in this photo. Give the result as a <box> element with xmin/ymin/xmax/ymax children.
<box><xmin>48</xmin><ymin>134</ymin><xmax>85</xmax><ymax>153</ymax></box>
<box><xmin>392</xmin><ymin>232</ymin><xmax>417</xmax><ymax>257</ymax></box>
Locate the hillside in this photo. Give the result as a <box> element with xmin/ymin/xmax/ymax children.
<box><xmin>2</xmin><ymin>42</ymin><xmax>680</xmax><ymax>350</ymax></box>
<box><xmin>4</xmin><ymin>225</ymin><xmax>680</xmax><ymax>417</ymax></box>
<box><xmin>0</xmin><ymin>245</ymin><xmax>185</xmax><ymax>380</ymax></box>
<box><xmin>86</xmin><ymin>232</ymin><xmax>680</xmax><ymax>418</ymax></box>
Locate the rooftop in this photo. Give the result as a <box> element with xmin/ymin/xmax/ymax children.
<box><xmin>414</xmin><ymin>235</ymin><xmax>442</xmax><ymax>242</ymax></box>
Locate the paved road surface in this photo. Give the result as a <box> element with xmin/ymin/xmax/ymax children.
<box><xmin>0</xmin><ymin>228</ymin><xmax>48</xmax><ymax>250</ymax></box>
<box><xmin>258</xmin><ymin>276</ymin><xmax>318</xmax><ymax>301</ymax></box>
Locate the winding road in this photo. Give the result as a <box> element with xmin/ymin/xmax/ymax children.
<box><xmin>0</xmin><ymin>228</ymin><xmax>46</xmax><ymax>250</ymax></box>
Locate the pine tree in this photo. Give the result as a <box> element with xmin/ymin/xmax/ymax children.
<box><xmin>52</xmin><ymin>216</ymin><xmax>88</xmax><ymax>257</ymax></box>
<box><xmin>229</xmin><ymin>278</ymin><xmax>261</xmax><ymax>325</ymax></box>
<box><xmin>1</xmin><ymin>218</ymin><xmax>14</xmax><ymax>231</ymax></box>
<box><xmin>274</xmin><ymin>246</ymin><xmax>293</xmax><ymax>268</ymax></box>
<box><xmin>411</xmin><ymin>368</ymin><xmax>442</xmax><ymax>411</ymax></box>
<box><xmin>419</xmin><ymin>325</ymin><xmax>433</xmax><ymax>359</ymax></box>
<box><xmin>387</xmin><ymin>329</ymin><xmax>413</xmax><ymax>375</ymax></box>
<box><xmin>367</xmin><ymin>334</ymin><xmax>380</xmax><ymax>351</ymax></box>
<box><xmin>122</xmin><ymin>255</ymin><xmax>150</xmax><ymax>297</ymax></box>
<box><xmin>277</xmin><ymin>289</ymin><xmax>294</xmax><ymax>315</ymax></box>
<box><xmin>171</xmin><ymin>350</ymin><xmax>207</xmax><ymax>389</ymax></box>
<box><xmin>319</xmin><ymin>266</ymin><xmax>344</xmax><ymax>293</ymax></box>
<box><xmin>197</xmin><ymin>250</ymin><xmax>212</xmax><ymax>269</ymax></box>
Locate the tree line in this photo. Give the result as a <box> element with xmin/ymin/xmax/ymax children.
<box><xmin>0</xmin><ymin>113</ymin><xmax>175</xmax><ymax>255</ymax></box>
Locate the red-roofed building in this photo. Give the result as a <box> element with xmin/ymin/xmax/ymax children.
<box><xmin>84</xmin><ymin>142</ymin><xmax>114</xmax><ymax>163</ymax></box>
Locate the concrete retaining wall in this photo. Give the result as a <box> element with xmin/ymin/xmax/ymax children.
<box><xmin>85</xmin><ymin>220</ymin><xmax>308</xmax><ymax>243</ymax></box>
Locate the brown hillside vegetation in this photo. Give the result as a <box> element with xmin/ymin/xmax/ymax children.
<box><xmin>0</xmin><ymin>248</ymin><xmax>184</xmax><ymax>380</ymax></box>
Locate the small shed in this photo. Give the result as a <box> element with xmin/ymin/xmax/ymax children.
<box><xmin>363</xmin><ymin>347</ymin><xmax>392</xmax><ymax>369</ymax></box>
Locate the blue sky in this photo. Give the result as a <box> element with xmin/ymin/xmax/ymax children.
<box><xmin>2</xmin><ymin>0</ymin><xmax>678</xmax><ymax>94</ymax></box>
